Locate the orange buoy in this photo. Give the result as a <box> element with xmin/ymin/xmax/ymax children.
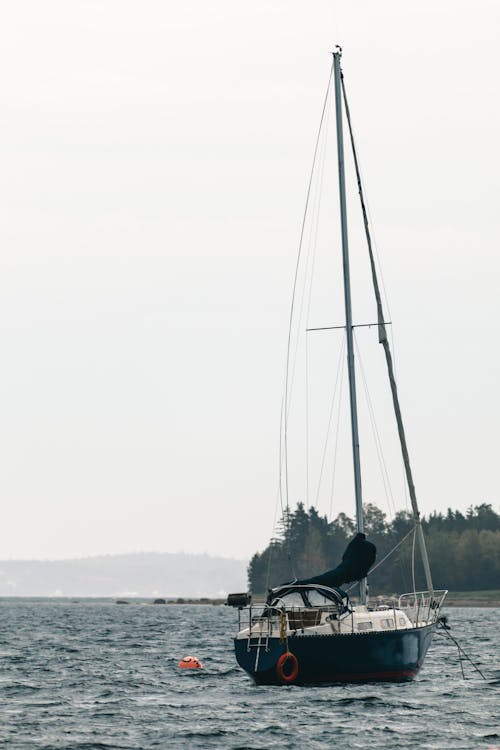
<box><xmin>178</xmin><ymin>655</ymin><xmax>203</xmax><ymax>669</ymax></box>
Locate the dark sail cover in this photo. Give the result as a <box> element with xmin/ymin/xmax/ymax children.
<box><xmin>293</xmin><ymin>532</ymin><xmax>376</xmax><ymax>588</ymax></box>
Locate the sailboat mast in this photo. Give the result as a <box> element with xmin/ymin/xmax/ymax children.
<box><xmin>333</xmin><ymin>48</ymin><xmax>367</xmax><ymax>605</ymax></box>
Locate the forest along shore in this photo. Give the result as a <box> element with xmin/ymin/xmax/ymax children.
<box><xmin>248</xmin><ymin>503</ymin><xmax>500</xmax><ymax>595</ymax></box>
<box><xmin>122</xmin><ymin>592</ymin><xmax>499</xmax><ymax>607</ymax></box>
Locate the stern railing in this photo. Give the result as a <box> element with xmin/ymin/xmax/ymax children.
<box><xmin>236</xmin><ymin>603</ymin><xmax>343</xmax><ymax>640</ymax></box>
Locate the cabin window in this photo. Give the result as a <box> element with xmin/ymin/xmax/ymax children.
<box><xmin>273</xmin><ymin>592</ymin><xmax>304</xmax><ymax>608</ymax></box>
<box><xmin>381</xmin><ymin>618</ymin><xmax>394</xmax><ymax>629</ymax></box>
<box><xmin>399</xmin><ymin>617</ymin><xmax>407</xmax><ymax>626</ymax></box>
<box><xmin>357</xmin><ymin>621</ymin><xmax>373</xmax><ymax>631</ymax></box>
<box><xmin>307</xmin><ymin>590</ymin><xmax>336</xmax><ymax>607</ymax></box>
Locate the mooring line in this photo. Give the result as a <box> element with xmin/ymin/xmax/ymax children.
<box><xmin>436</xmin><ymin>618</ymin><xmax>486</xmax><ymax>680</ymax></box>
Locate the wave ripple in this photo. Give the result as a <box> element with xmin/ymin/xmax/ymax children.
<box><xmin>0</xmin><ymin>600</ymin><xmax>498</xmax><ymax>749</ymax></box>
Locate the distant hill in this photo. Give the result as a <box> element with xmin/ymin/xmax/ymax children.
<box><xmin>0</xmin><ymin>552</ymin><xmax>248</xmax><ymax>598</ymax></box>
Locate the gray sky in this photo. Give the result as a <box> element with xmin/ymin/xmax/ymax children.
<box><xmin>1</xmin><ymin>1</ymin><xmax>498</xmax><ymax>561</ymax></box>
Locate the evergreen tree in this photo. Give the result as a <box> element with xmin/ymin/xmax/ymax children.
<box><xmin>247</xmin><ymin>501</ymin><xmax>500</xmax><ymax>595</ymax></box>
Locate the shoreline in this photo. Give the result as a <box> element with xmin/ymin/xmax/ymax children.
<box><xmin>1</xmin><ymin>596</ymin><xmax>499</xmax><ymax>607</ymax></box>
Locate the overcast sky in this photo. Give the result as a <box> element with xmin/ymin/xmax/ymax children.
<box><xmin>0</xmin><ymin>1</ymin><xmax>498</xmax><ymax>561</ymax></box>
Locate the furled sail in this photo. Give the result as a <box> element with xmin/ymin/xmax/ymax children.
<box><xmin>291</xmin><ymin>533</ymin><xmax>376</xmax><ymax>589</ymax></box>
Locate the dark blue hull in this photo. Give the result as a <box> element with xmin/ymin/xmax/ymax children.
<box><xmin>234</xmin><ymin>624</ymin><xmax>435</xmax><ymax>685</ymax></box>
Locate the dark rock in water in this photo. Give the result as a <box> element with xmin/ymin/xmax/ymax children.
<box><xmin>153</xmin><ymin>598</ymin><xmax>166</xmax><ymax>604</ymax></box>
<box><xmin>115</xmin><ymin>599</ymin><xmax>129</xmax><ymax>605</ymax></box>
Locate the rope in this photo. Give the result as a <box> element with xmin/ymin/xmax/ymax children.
<box><xmin>411</xmin><ymin>524</ymin><xmax>417</xmax><ymax>599</ymax></box>
<box><xmin>305</xmin><ymin>95</ymin><xmax>332</xmax><ymax>505</ymax></box>
<box><xmin>305</xmin><ymin>329</ymin><xmax>309</xmax><ymax>505</ymax></box>
<box><xmin>273</xmin><ymin>396</ymin><xmax>295</xmax><ymax>583</ymax></box>
<box><xmin>354</xmin><ymin>333</ymin><xmax>396</xmax><ymax>521</ymax></box>
<box><xmin>270</xmin><ymin>63</ymin><xmax>333</xmax><ymax>585</ymax></box>
<box><xmin>282</xmin><ymin>63</ymin><xmax>333</xmax><ymax>516</ymax></box>
<box><xmin>340</xmin><ymin>65</ymin><xmax>435</xmax><ymax>594</ymax></box>
<box><xmin>314</xmin><ymin>335</ymin><xmax>346</xmax><ymax>510</ymax></box>
<box><xmin>279</xmin><ymin>611</ymin><xmax>288</xmax><ymax>645</ymax></box>
<box><xmin>367</xmin><ymin>526</ymin><xmax>415</xmax><ymax>577</ymax></box>
<box><xmin>328</xmin><ymin>344</ymin><xmax>346</xmax><ymax>521</ymax></box>
<box><xmin>435</xmin><ymin>622</ymin><xmax>486</xmax><ymax>680</ymax></box>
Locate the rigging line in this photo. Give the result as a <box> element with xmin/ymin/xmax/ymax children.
<box><xmin>283</xmin><ymin>63</ymin><xmax>334</xmax><ymax>516</ymax></box>
<box><xmin>353</xmin><ymin>334</ymin><xmax>397</xmax><ymax>520</ymax></box>
<box><xmin>359</xmin><ymin>181</ymin><xmax>393</xmax><ymax>323</ymax></box>
<box><xmin>338</xmin><ymin>75</ymin><xmax>406</xmax><ymax>516</ymax></box>
<box><xmin>354</xmin><ymin>333</ymin><xmax>393</xmax><ymax>516</ymax></box>
<box><xmin>304</xmin><ymin>80</ymin><xmax>332</xmax><ymax>331</ymax></box>
<box><xmin>307</xmin><ymin>322</ymin><xmax>392</xmax><ymax>331</ymax></box>
<box><xmin>264</xmin><ymin>518</ymin><xmax>282</xmax><ymax>592</ymax></box>
<box><xmin>277</xmin><ymin>395</ymin><xmax>295</xmax><ymax>578</ymax></box>
<box><xmin>435</xmin><ymin>626</ymin><xmax>486</xmax><ymax>680</ymax></box>
<box><xmin>341</xmin><ymin>68</ymin><xmax>434</xmax><ymax>595</ymax></box>
<box><xmin>277</xmin><ymin>76</ymin><xmax>330</xmax><ymax>573</ymax></box>
<box><xmin>335</xmin><ymin>73</ymin><xmax>394</xmax><ymax>330</ymax></box>
<box><xmin>305</xmin><ymin>87</ymin><xmax>332</xmax><ymax>506</ymax></box>
<box><xmin>284</xmin><ymin>70</ymin><xmax>332</xmax><ymax>509</ymax></box>
<box><xmin>411</xmin><ymin>524</ymin><xmax>417</xmax><ymax>600</ymax></box>
<box><xmin>328</xmin><ymin>337</ymin><xmax>346</xmax><ymax>521</ymax></box>
<box><xmin>278</xmin><ymin>395</ymin><xmax>284</xmax><ymax>514</ymax></box>
<box><xmin>305</xmin><ymin>331</ymin><xmax>309</xmax><ymax>504</ymax></box>
<box><xmin>314</xmin><ymin>334</ymin><xmax>346</xmax><ymax>509</ymax></box>
<box><xmin>267</xmin><ymin>388</ymin><xmax>290</xmax><ymax>591</ymax></box>
<box><xmin>344</xmin><ymin>525</ymin><xmax>415</xmax><ymax>591</ymax></box>
<box><xmin>362</xmin><ymin>192</ymin><xmax>396</xmax><ymax>367</ymax></box>
<box><xmin>264</xmin><ymin>516</ymin><xmax>276</xmax><ymax>591</ymax></box>
<box><xmin>366</xmin><ymin>525</ymin><xmax>415</xmax><ymax>577</ymax></box>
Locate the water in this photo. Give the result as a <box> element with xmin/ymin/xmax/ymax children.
<box><xmin>1</xmin><ymin>600</ymin><xmax>498</xmax><ymax>749</ymax></box>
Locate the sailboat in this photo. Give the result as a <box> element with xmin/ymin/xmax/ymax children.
<box><xmin>228</xmin><ymin>48</ymin><xmax>447</xmax><ymax>685</ymax></box>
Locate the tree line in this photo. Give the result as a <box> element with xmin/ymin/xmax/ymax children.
<box><xmin>248</xmin><ymin>502</ymin><xmax>500</xmax><ymax>595</ymax></box>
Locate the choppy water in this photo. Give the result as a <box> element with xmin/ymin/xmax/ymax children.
<box><xmin>0</xmin><ymin>600</ymin><xmax>498</xmax><ymax>749</ymax></box>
